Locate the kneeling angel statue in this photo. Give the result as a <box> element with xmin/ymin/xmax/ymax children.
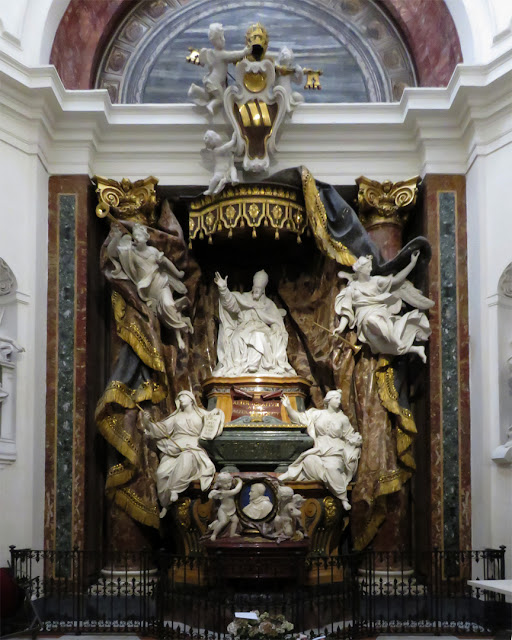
<box><xmin>335</xmin><ymin>250</ymin><xmax>434</xmax><ymax>362</ymax></box>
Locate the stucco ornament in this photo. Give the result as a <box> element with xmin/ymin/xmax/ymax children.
<box><xmin>0</xmin><ymin>309</ymin><xmax>23</xmax><ymax>364</ymax></box>
<box><xmin>0</xmin><ymin>258</ymin><xmax>16</xmax><ymax>296</ymax></box>
<box><xmin>141</xmin><ymin>391</ymin><xmax>225</xmax><ymax>517</ymax></box>
<box><xmin>107</xmin><ymin>223</ymin><xmax>193</xmax><ymax>349</ymax></box>
<box><xmin>189</xmin><ymin>23</ymin><xmax>318</xmax><ymax>186</ymax></box>
<box><xmin>275</xmin><ymin>46</ymin><xmax>305</xmax><ymax>112</ymax></box>
<box><xmin>491</xmin><ymin>425</ymin><xmax>512</xmax><ymax>465</ymax></box>
<box><xmin>272</xmin><ymin>485</ymin><xmax>305</xmax><ymax>541</ymax></box>
<box><xmin>203</xmin><ymin>130</ymin><xmax>239</xmax><ymax>195</ymax></box>
<box><xmin>335</xmin><ymin>250</ymin><xmax>434</xmax><ymax>362</ymax></box>
<box><xmin>280</xmin><ymin>390</ymin><xmax>362</xmax><ymax>511</ymax></box>
<box><xmin>208</xmin><ymin>472</ymin><xmax>243</xmax><ymax>540</ymax></box>
<box><xmin>188</xmin><ymin>23</ymin><xmax>250</xmax><ymax>115</ymax></box>
<box><xmin>213</xmin><ymin>270</ymin><xmax>296</xmax><ymax>377</ymax></box>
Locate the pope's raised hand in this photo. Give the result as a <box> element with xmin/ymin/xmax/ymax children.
<box><xmin>214</xmin><ymin>272</ymin><xmax>228</xmax><ymax>290</ymax></box>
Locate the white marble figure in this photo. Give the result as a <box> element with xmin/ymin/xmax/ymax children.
<box><xmin>275</xmin><ymin>46</ymin><xmax>305</xmax><ymax>112</ymax></box>
<box><xmin>213</xmin><ymin>270</ymin><xmax>296</xmax><ymax>377</ymax></box>
<box><xmin>280</xmin><ymin>390</ymin><xmax>362</xmax><ymax>511</ymax></box>
<box><xmin>141</xmin><ymin>391</ymin><xmax>225</xmax><ymax>518</ymax></box>
<box><xmin>188</xmin><ymin>23</ymin><xmax>250</xmax><ymax>115</ymax></box>
<box><xmin>203</xmin><ymin>130</ymin><xmax>239</xmax><ymax>195</ymax></box>
<box><xmin>108</xmin><ymin>223</ymin><xmax>193</xmax><ymax>349</ymax></box>
<box><xmin>273</xmin><ymin>486</ymin><xmax>305</xmax><ymax>540</ymax></box>
<box><xmin>0</xmin><ymin>309</ymin><xmax>24</xmax><ymax>364</ymax></box>
<box><xmin>242</xmin><ymin>482</ymin><xmax>273</xmax><ymax>519</ymax></box>
<box><xmin>335</xmin><ymin>251</ymin><xmax>434</xmax><ymax>363</ymax></box>
<box><xmin>208</xmin><ymin>472</ymin><xmax>243</xmax><ymax>540</ymax></box>
<box><xmin>492</xmin><ymin>425</ymin><xmax>512</xmax><ymax>465</ymax></box>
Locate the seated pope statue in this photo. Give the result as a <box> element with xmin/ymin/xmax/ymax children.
<box><xmin>213</xmin><ymin>270</ymin><xmax>296</xmax><ymax>377</ymax></box>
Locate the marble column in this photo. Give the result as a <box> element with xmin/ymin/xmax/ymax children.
<box><xmin>355</xmin><ymin>176</ymin><xmax>419</xmax><ymax>559</ymax></box>
<box><xmin>356</xmin><ymin>176</ymin><xmax>419</xmax><ymax>261</ymax></box>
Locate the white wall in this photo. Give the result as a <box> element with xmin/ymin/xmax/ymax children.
<box><xmin>0</xmin><ymin>141</ymin><xmax>48</xmax><ymax>567</ymax></box>
<box><xmin>466</xmin><ymin>142</ymin><xmax>512</xmax><ymax>576</ymax></box>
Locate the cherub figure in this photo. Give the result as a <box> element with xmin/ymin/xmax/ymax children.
<box><xmin>273</xmin><ymin>486</ymin><xmax>305</xmax><ymax>540</ymax></box>
<box><xmin>208</xmin><ymin>472</ymin><xmax>243</xmax><ymax>540</ymax></box>
<box><xmin>203</xmin><ymin>130</ymin><xmax>239</xmax><ymax>196</ymax></box>
<box><xmin>335</xmin><ymin>251</ymin><xmax>434</xmax><ymax>362</ymax></box>
<box><xmin>188</xmin><ymin>23</ymin><xmax>250</xmax><ymax>115</ymax></box>
<box><xmin>275</xmin><ymin>46</ymin><xmax>304</xmax><ymax>112</ymax></box>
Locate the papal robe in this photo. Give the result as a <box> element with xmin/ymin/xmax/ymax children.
<box><xmin>213</xmin><ymin>287</ymin><xmax>296</xmax><ymax>377</ymax></box>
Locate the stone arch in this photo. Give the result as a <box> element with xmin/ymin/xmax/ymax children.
<box><xmin>49</xmin><ymin>0</ymin><xmax>462</xmax><ymax>94</ymax></box>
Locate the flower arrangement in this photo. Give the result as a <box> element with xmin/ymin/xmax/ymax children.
<box><xmin>227</xmin><ymin>611</ymin><xmax>294</xmax><ymax>640</ymax></box>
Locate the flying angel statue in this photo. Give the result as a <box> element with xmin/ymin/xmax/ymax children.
<box><xmin>334</xmin><ymin>250</ymin><xmax>434</xmax><ymax>362</ymax></box>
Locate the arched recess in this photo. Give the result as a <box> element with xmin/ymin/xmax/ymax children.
<box><xmin>49</xmin><ymin>0</ymin><xmax>462</xmax><ymax>94</ymax></box>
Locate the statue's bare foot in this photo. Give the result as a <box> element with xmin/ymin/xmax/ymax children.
<box><xmin>160</xmin><ymin>507</ymin><xmax>168</xmax><ymax>519</ymax></box>
<box><xmin>170</xmin><ymin>491</ymin><xmax>179</xmax><ymax>502</ymax></box>
<box><xmin>247</xmin><ymin>365</ymin><xmax>257</xmax><ymax>373</ymax></box>
<box><xmin>341</xmin><ymin>499</ymin><xmax>351</xmax><ymax>511</ymax></box>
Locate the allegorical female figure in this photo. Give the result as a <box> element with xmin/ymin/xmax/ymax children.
<box><xmin>108</xmin><ymin>223</ymin><xmax>193</xmax><ymax>349</ymax></box>
<box><xmin>141</xmin><ymin>391</ymin><xmax>224</xmax><ymax>517</ymax></box>
<box><xmin>334</xmin><ymin>250</ymin><xmax>433</xmax><ymax>362</ymax></box>
<box><xmin>280</xmin><ymin>389</ymin><xmax>362</xmax><ymax>510</ymax></box>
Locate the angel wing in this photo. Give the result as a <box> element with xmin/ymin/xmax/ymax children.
<box><xmin>395</xmin><ymin>279</ymin><xmax>434</xmax><ymax>310</ymax></box>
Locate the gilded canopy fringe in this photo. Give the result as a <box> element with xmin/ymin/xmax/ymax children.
<box><xmin>112</xmin><ymin>292</ymin><xmax>166</xmax><ymax>372</ymax></box>
<box><xmin>108</xmin><ymin>487</ymin><xmax>160</xmax><ymax>530</ymax></box>
<box><xmin>376</xmin><ymin>356</ymin><xmax>417</xmax><ymax>473</ymax></box>
<box><xmin>105</xmin><ymin>461</ymin><xmax>135</xmax><ymax>489</ymax></box>
<box><xmin>97</xmin><ymin>413</ymin><xmax>139</xmax><ymax>467</ymax></box>
<box><xmin>94</xmin><ymin>292</ymin><xmax>170</xmax><ymax>531</ymax></box>
<box><xmin>353</xmin><ymin>497</ymin><xmax>387</xmax><ymax>551</ymax></box>
<box><xmin>301</xmin><ymin>167</ymin><xmax>357</xmax><ymax>267</ymax></box>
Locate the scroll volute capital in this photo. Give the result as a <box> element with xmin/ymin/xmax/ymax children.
<box><xmin>93</xmin><ymin>175</ymin><xmax>159</xmax><ymax>225</ymax></box>
<box><xmin>355</xmin><ymin>176</ymin><xmax>420</xmax><ymax>230</ymax></box>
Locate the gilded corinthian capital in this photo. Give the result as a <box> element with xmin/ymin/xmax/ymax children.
<box><xmin>356</xmin><ymin>176</ymin><xmax>419</xmax><ymax>229</ymax></box>
<box><xmin>93</xmin><ymin>175</ymin><xmax>159</xmax><ymax>225</ymax></box>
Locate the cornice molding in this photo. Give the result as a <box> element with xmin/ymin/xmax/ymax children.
<box><xmin>2</xmin><ymin>48</ymin><xmax>512</xmax><ymax>182</ymax></box>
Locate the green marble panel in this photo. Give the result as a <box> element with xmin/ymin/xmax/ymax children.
<box><xmin>439</xmin><ymin>191</ymin><xmax>459</xmax><ymax>557</ymax></box>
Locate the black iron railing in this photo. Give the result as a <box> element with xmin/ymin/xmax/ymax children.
<box><xmin>6</xmin><ymin>546</ymin><xmax>509</xmax><ymax>639</ymax></box>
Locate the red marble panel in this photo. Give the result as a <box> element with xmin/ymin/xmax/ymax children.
<box><xmin>423</xmin><ymin>176</ymin><xmax>444</xmax><ymax>549</ymax></box>
<box><xmin>50</xmin><ymin>0</ymin><xmax>462</xmax><ymax>91</ymax></box>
